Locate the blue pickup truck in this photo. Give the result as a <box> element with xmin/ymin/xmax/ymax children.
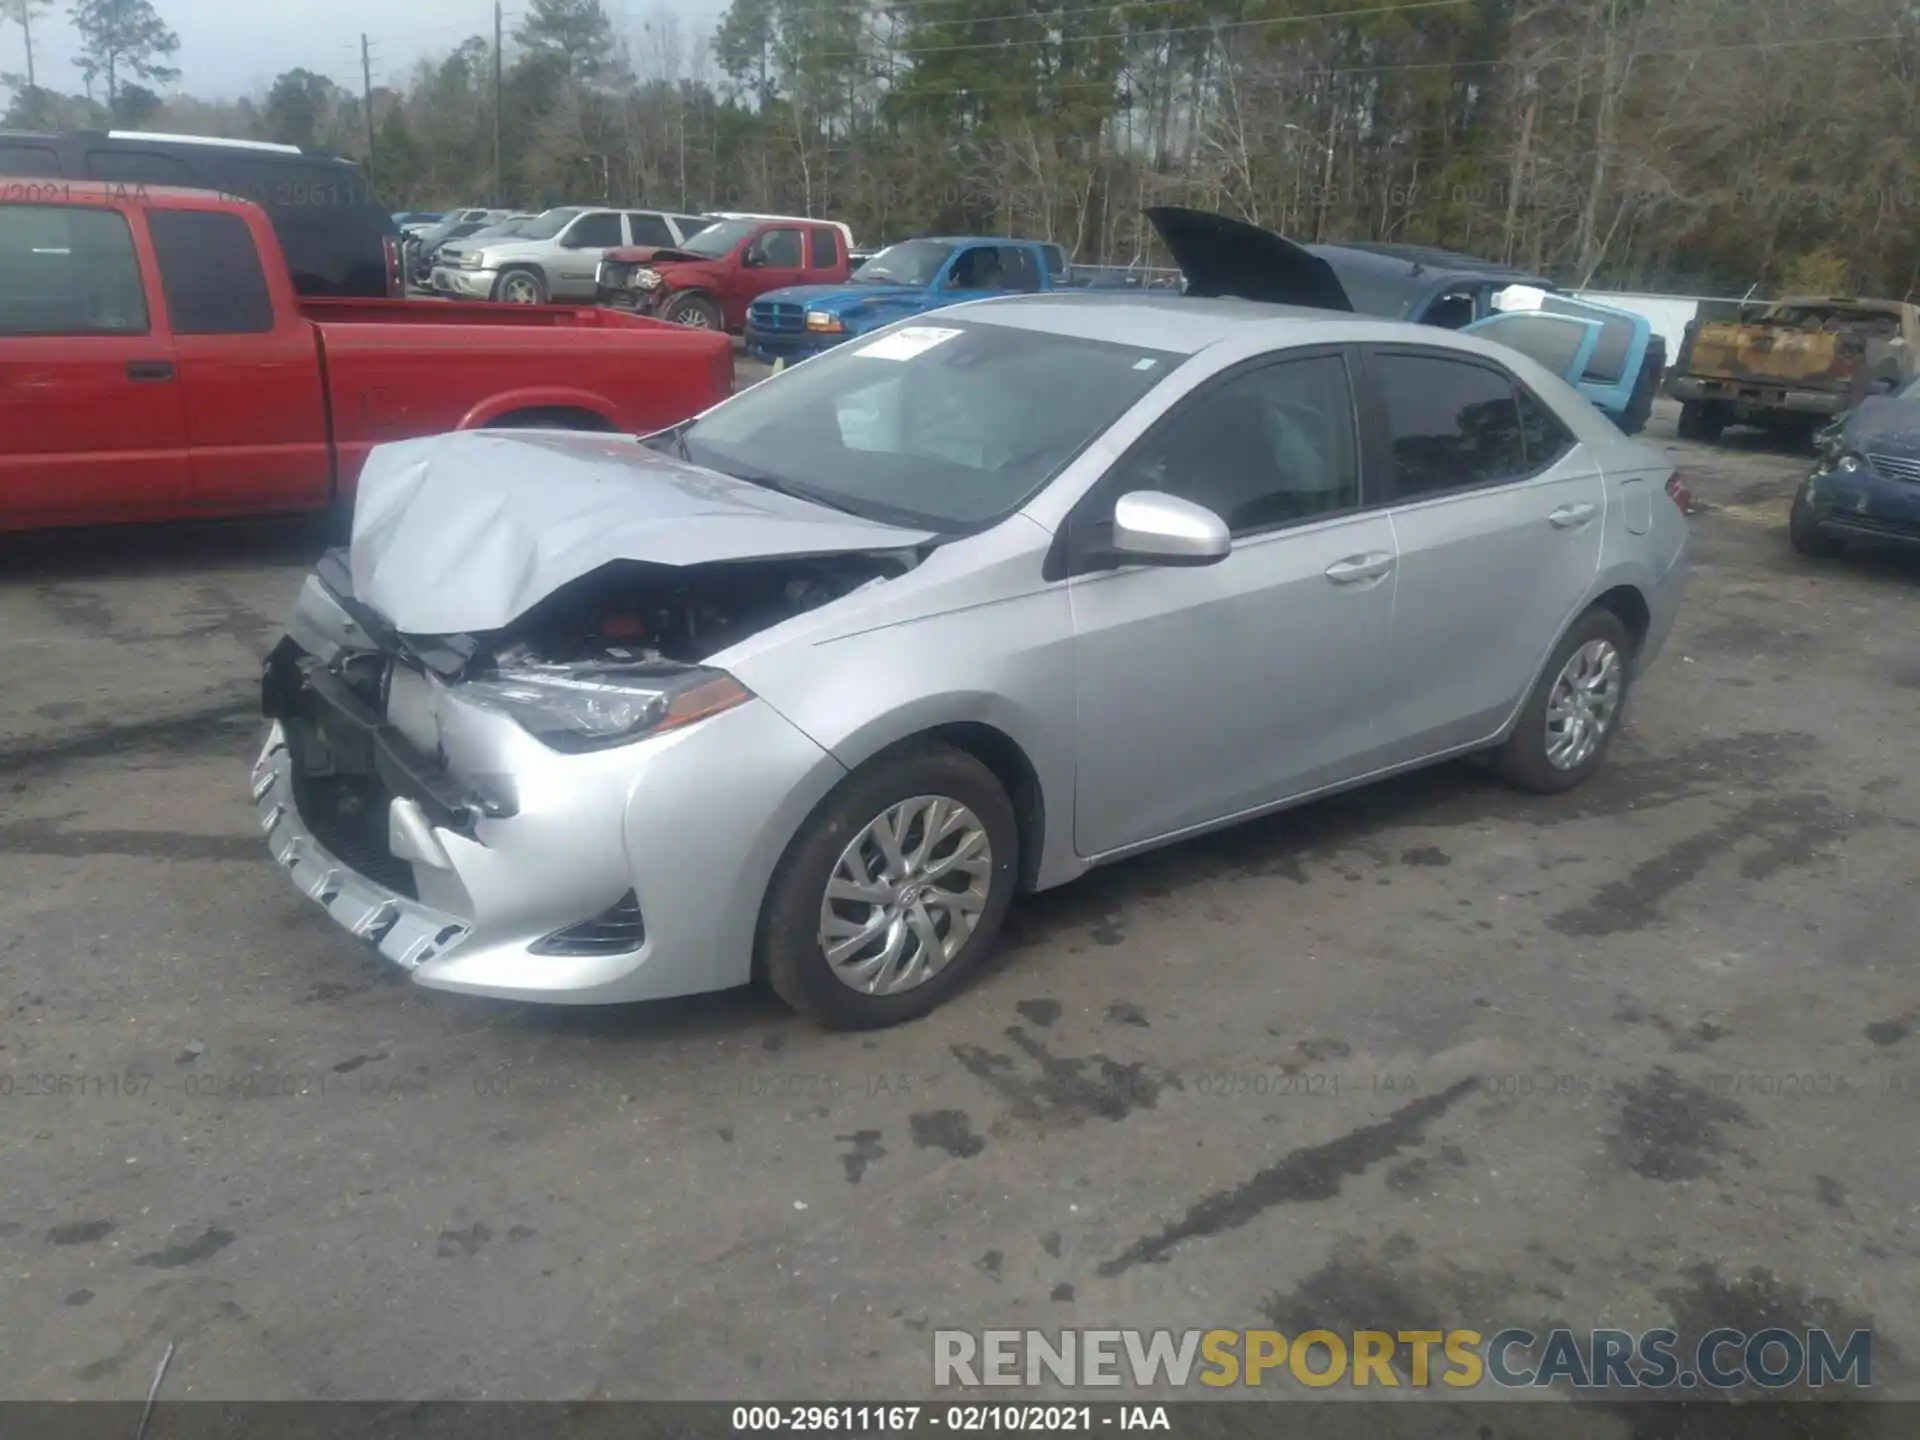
<box><xmin>745</xmin><ymin>237</ymin><xmax>1061</xmax><ymax>364</ymax></box>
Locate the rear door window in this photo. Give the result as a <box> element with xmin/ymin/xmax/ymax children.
<box><xmin>810</xmin><ymin>227</ymin><xmax>840</xmax><ymax>270</ymax></box>
<box><xmin>0</xmin><ymin>204</ymin><xmax>149</xmax><ymax>335</ymax></box>
<box><xmin>626</xmin><ymin>212</ymin><xmax>673</xmax><ymax>247</ymax></box>
<box><xmin>1370</xmin><ymin>351</ymin><xmax>1528</xmax><ymax>497</ymax></box>
<box><xmin>147</xmin><ymin>209</ymin><xmax>275</xmax><ymax>334</ymax></box>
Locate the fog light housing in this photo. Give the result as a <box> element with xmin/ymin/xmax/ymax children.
<box><xmin>529</xmin><ymin>890</ymin><xmax>646</xmax><ymax>956</ymax></box>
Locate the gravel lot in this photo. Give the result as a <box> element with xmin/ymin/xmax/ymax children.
<box><xmin>2</xmin><ymin>401</ymin><xmax>1918</xmax><ymax>1425</ymax></box>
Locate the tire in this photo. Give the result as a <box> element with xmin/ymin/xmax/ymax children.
<box><xmin>760</xmin><ymin>745</ymin><xmax>1019</xmax><ymax>1030</ymax></box>
<box><xmin>1789</xmin><ymin>493</ymin><xmax>1846</xmax><ymax>558</ymax></box>
<box><xmin>1677</xmin><ymin>401</ymin><xmax>1724</xmax><ymax>444</ymax></box>
<box><xmin>1493</xmin><ymin>609</ymin><xmax>1635</xmax><ymax>795</ymax></box>
<box><xmin>492</xmin><ymin>267</ymin><xmax>547</xmax><ymax>305</ymax></box>
<box><xmin>665</xmin><ymin>292</ymin><xmax>722</xmax><ymax>329</ymax></box>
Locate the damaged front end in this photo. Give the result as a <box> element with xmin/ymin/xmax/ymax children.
<box><xmin>254</xmin><ymin>540</ymin><xmax>917</xmax><ymax>999</ymax></box>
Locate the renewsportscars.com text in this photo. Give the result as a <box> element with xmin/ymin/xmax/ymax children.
<box><xmin>933</xmin><ymin>1327</ymin><xmax>1873</xmax><ymax>1390</ymax></box>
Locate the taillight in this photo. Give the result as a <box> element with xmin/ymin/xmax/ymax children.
<box><xmin>1666</xmin><ymin>473</ymin><xmax>1693</xmax><ymax>514</ymax></box>
<box><xmin>383</xmin><ymin>236</ymin><xmax>403</xmax><ymax>297</ymax></box>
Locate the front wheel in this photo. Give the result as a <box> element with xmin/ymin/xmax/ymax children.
<box><xmin>1493</xmin><ymin>609</ymin><xmax>1635</xmax><ymax>795</ymax></box>
<box><xmin>665</xmin><ymin>293</ymin><xmax>722</xmax><ymax>329</ymax></box>
<box><xmin>493</xmin><ymin>267</ymin><xmax>547</xmax><ymax>305</ymax></box>
<box><xmin>760</xmin><ymin>745</ymin><xmax>1019</xmax><ymax>1030</ymax></box>
<box><xmin>1789</xmin><ymin>492</ymin><xmax>1847</xmax><ymax>558</ymax></box>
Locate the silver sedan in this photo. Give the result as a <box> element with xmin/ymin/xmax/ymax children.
<box><xmin>253</xmin><ymin>292</ymin><xmax>1688</xmax><ymax>1028</ymax></box>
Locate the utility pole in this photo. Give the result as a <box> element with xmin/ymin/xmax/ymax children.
<box><xmin>493</xmin><ymin>3</ymin><xmax>504</xmax><ymax>207</ymax></box>
<box><xmin>15</xmin><ymin>0</ymin><xmax>37</xmax><ymax>92</ymax></box>
<box><xmin>361</xmin><ymin>34</ymin><xmax>377</xmax><ymax>178</ymax></box>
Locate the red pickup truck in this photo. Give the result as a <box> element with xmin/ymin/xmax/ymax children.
<box><xmin>0</xmin><ymin>184</ymin><xmax>734</xmax><ymax>530</ymax></box>
<box><xmin>594</xmin><ymin>216</ymin><xmax>852</xmax><ymax>331</ymax></box>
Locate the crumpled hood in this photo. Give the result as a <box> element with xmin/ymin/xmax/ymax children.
<box><xmin>348</xmin><ymin>430</ymin><xmax>935</xmax><ymax>636</ymax></box>
<box><xmin>753</xmin><ymin>282</ymin><xmax>923</xmax><ymax>313</ymax></box>
<box><xmin>1844</xmin><ymin>394</ymin><xmax>1920</xmax><ymax>454</ymax></box>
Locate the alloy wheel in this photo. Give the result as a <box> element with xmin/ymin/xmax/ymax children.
<box><xmin>499</xmin><ymin>275</ymin><xmax>540</xmax><ymax>304</ymax></box>
<box><xmin>817</xmin><ymin>795</ymin><xmax>993</xmax><ymax>996</ymax></box>
<box><xmin>1544</xmin><ymin>639</ymin><xmax>1623</xmax><ymax>770</ymax></box>
<box><xmin>673</xmin><ymin>304</ymin><xmax>715</xmax><ymax>327</ymax></box>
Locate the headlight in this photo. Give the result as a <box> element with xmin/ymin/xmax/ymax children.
<box><xmin>633</xmin><ymin>268</ymin><xmax>662</xmax><ymax>290</ymax></box>
<box><xmin>806</xmin><ymin>311</ymin><xmax>844</xmax><ymax>333</ymax></box>
<box><xmin>1835</xmin><ymin>451</ymin><xmax>1865</xmax><ymax>474</ymax></box>
<box><xmin>460</xmin><ymin>252</ymin><xmax>488</xmax><ymax>270</ymax></box>
<box><xmin>458</xmin><ymin>663</ymin><xmax>751</xmax><ymax>753</ymax></box>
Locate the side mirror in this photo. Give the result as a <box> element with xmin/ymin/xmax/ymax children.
<box><xmin>742</xmin><ymin>247</ymin><xmax>765</xmax><ymax>269</ymax></box>
<box><xmin>1110</xmin><ymin>491</ymin><xmax>1231</xmax><ymax>566</ymax></box>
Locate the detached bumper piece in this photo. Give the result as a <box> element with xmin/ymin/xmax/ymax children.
<box><xmin>530</xmin><ymin>891</ymin><xmax>646</xmax><ymax>957</ymax></box>
<box><xmin>252</xmin><ymin>722</ymin><xmax>472</xmax><ymax>970</ymax></box>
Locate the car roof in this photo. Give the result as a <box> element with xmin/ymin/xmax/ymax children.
<box><xmin>952</xmin><ymin>291</ymin><xmax>1348</xmax><ymax>353</ymax></box>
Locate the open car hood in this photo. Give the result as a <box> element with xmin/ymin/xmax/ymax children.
<box><xmin>348</xmin><ymin>430</ymin><xmax>936</xmax><ymax>636</ymax></box>
<box><xmin>1144</xmin><ymin>207</ymin><xmax>1353</xmax><ymax>312</ymax></box>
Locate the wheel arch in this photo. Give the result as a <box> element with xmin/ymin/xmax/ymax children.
<box><xmin>457</xmin><ymin>388</ymin><xmax>622</xmax><ymax>430</ymax></box>
<box><xmin>1494</xmin><ymin>577</ymin><xmax>1652</xmax><ymax>743</ymax></box>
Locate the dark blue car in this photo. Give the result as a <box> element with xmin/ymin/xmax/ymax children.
<box><xmin>1791</xmin><ymin>377</ymin><xmax>1920</xmax><ymax>556</ymax></box>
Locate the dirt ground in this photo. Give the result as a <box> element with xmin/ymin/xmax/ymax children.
<box><xmin>2</xmin><ymin>400</ymin><xmax>1917</xmax><ymax>1430</ymax></box>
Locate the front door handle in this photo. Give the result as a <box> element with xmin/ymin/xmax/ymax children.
<box><xmin>1548</xmin><ymin>502</ymin><xmax>1597</xmax><ymax>529</ymax></box>
<box><xmin>1324</xmin><ymin>551</ymin><xmax>1394</xmax><ymax>585</ymax></box>
<box><xmin>126</xmin><ymin>360</ymin><xmax>175</xmax><ymax>382</ymax></box>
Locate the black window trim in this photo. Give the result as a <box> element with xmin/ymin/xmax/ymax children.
<box><xmin>1354</xmin><ymin>342</ymin><xmax>1580</xmax><ymax>506</ymax></box>
<box><xmin>1048</xmin><ymin>342</ymin><xmax>1372</xmax><ymax>581</ymax></box>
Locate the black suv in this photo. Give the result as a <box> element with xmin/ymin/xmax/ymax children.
<box><xmin>0</xmin><ymin>130</ymin><xmax>400</xmax><ymax>298</ymax></box>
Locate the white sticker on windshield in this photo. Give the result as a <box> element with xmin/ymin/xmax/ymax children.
<box><xmin>1132</xmin><ymin>357</ymin><xmax>1160</xmax><ymax>370</ymax></box>
<box><xmin>856</xmin><ymin>326</ymin><xmax>964</xmax><ymax>361</ymax></box>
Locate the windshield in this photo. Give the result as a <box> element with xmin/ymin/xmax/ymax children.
<box><xmin>676</xmin><ymin>321</ymin><xmax>1181</xmax><ymax>530</ymax></box>
<box><xmin>517</xmin><ymin>208</ymin><xmax>584</xmax><ymax>241</ymax></box>
<box><xmin>853</xmin><ymin>240</ymin><xmax>954</xmax><ymax>287</ymax></box>
<box><xmin>679</xmin><ymin>219</ymin><xmax>754</xmax><ymax>257</ymax></box>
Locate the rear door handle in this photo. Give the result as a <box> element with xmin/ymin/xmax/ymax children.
<box><xmin>1549</xmin><ymin>502</ymin><xmax>1597</xmax><ymax>529</ymax></box>
<box><xmin>1324</xmin><ymin>551</ymin><xmax>1394</xmax><ymax>585</ymax></box>
<box><xmin>126</xmin><ymin>360</ymin><xmax>175</xmax><ymax>382</ymax></box>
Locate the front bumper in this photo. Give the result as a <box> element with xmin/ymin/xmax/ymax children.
<box><xmin>431</xmin><ymin>266</ymin><xmax>499</xmax><ymax>299</ymax></box>
<box><xmin>594</xmin><ymin>283</ymin><xmax>659</xmax><ymax>313</ymax></box>
<box><xmin>254</xmin><ymin>587</ymin><xmax>849</xmax><ymax>1005</ymax></box>
<box><xmin>743</xmin><ymin>323</ymin><xmax>842</xmax><ymax>365</ymax></box>
<box><xmin>1667</xmin><ymin>374</ymin><xmax>1850</xmax><ymax>416</ymax></box>
<box><xmin>1796</xmin><ymin>462</ymin><xmax>1920</xmax><ymax>547</ymax></box>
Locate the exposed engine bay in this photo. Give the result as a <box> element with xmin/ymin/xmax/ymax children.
<box><xmin>478</xmin><ymin>552</ymin><xmax>915</xmax><ymax>669</ymax></box>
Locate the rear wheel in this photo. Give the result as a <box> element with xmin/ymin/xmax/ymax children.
<box><xmin>1493</xmin><ymin>609</ymin><xmax>1634</xmax><ymax>795</ymax></box>
<box><xmin>666</xmin><ymin>293</ymin><xmax>722</xmax><ymax>329</ymax></box>
<box><xmin>493</xmin><ymin>267</ymin><xmax>547</xmax><ymax>305</ymax></box>
<box><xmin>760</xmin><ymin>745</ymin><xmax>1018</xmax><ymax>1030</ymax></box>
<box><xmin>1677</xmin><ymin>401</ymin><xmax>1725</xmax><ymax>444</ymax></box>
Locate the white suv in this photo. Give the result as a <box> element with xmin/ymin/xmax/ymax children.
<box><xmin>433</xmin><ymin>207</ymin><xmax>711</xmax><ymax>304</ymax></box>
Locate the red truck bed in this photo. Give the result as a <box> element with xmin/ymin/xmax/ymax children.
<box><xmin>1</xmin><ymin>185</ymin><xmax>734</xmax><ymax>531</ymax></box>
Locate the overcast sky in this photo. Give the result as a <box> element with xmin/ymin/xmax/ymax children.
<box><xmin>5</xmin><ymin>0</ymin><xmax>725</xmax><ymax>103</ymax></box>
